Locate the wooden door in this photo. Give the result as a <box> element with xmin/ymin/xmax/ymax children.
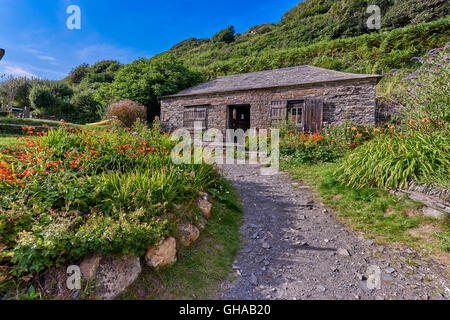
<box><xmin>304</xmin><ymin>98</ymin><xmax>323</xmax><ymax>133</ymax></box>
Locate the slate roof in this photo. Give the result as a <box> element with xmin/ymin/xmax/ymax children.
<box><xmin>161</xmin><ymin>65</ymin><xmax>382</xmax><ymax>99</ymax></box>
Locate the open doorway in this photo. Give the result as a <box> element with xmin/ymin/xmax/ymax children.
<box><xmin>228</xmin><ymin>105</ymin><xmax>250</xmax><ymax>131</ymax></box>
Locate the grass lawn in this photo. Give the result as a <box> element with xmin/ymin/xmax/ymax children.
<box><xmin>0</xmin><ymin>134</ymin><xmax>26</xmax><ymax>147</ymax></box>
<box><xmin>0</xmin><ymin>117</ymin><xmax>85</xmax><ymax>128</ymax></box>
<box><xmin>281</xmin><ymin>160</ymin><xmax>450</xmax><ymax>262</ymax></box>
<box><xmin>119</xmin><ymin>178</ymin><xmax>243</xmax><ymax>300</ymax></box>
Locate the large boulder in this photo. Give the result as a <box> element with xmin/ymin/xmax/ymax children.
<box><xmin>80</xmin><ymin>255</ymin><xmax>101</xmax><ymax>281</ymax></box>
<box><xmin>80</xmin><ymin>254</ymin><xmax>142</xmax><ymax>300</ymax></box>
<box><xmin>145</xmin><ymin>237</ymin><xmax>177</xmax><ymax>268</ymax></box>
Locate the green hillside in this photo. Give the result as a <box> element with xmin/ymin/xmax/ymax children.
<box><xmin>167</xmin><ymin>0</ymin><xmax>449</xmax><ymax>82</ymax></box>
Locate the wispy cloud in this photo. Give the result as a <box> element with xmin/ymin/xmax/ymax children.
<box><xmin>37</xmin><ymin>55</ymin><xmax>56</xmax><ymax>62</ymax></box>
<box><xmin>1</xmin><ymin>64</ymin><xmax>38</xmax><ymax>78</ymax></box>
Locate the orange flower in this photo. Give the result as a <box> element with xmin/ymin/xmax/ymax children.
<box><xmin>373</xmin><ymin>128</ymin><xmax>381</xmax><ymax>133</ymax></box>
<box><xmin>351</xmin><ymin>127</ymin><xmax>357</xmax><ymax>131</ymax></box>
<box><xmin>422</xmin><ymin>117</ymin><xmax>430</xmax><ymax>123</ymax></box>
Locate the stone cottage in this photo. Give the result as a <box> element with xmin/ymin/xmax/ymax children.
<box><xmin>159</xmin><ymin>65</ymin><xmax>382</xmax><ymax>133</ymax></box>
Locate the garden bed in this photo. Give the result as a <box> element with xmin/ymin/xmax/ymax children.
<box><xmin>0</xmin><ymin>121</ymin><xmax>230</xmax><ymax>299</ymax></box>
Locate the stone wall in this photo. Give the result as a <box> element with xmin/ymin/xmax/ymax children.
<box><xmin>160</xmin><ymin>78</ymin><xmax>378</xmax><ymax>132</ymax></box>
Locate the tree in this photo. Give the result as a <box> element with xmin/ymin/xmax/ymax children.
<box><xmin>70</xmin><ymin>89</ymin><xmax>102</xmax><ymax>123</ymax></box>
<box><xmin>0</xmin><ymin>75</ymin><xmax>23</xmax><ymax>115</ymax></box>
<box><xmin>212</xmin><ymin>26</ymin><xmax>236</xmax><ymax>43</ymax></box>
<box><xmin>95</xmin><ymin>54</ymin><xmax>203</xmax><ymax>120</ymax></box>
<box><xmin>67</xmin><ymin>63</ymin><xmax>89</xmax><ymax>84</ymax></box>
<box><xmin>29</xmin><ymin>83</ymin><xmax>62</xmax><ymax>116</ymax></box>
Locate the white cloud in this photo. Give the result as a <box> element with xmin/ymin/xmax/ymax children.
<box><xmin>1</xmin><ymin>64</ymin><xmax>38</xmax><ymax>79</ymax></box>
<box><xmin>37</xmin><ymin>55</ymin><xmax>56</xmax><ymax>62</ymax></box>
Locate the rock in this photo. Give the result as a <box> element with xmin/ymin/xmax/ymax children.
<box><xmin>196</xmin><ymin>216</ymin><xmax>207</xmax><ymax>230</ymax></box>
<box><xmin>422</xmin><ymin>207</ymin><xmax>447</xmax><ymax>220</ymax></box>
<box><xmin>199</xmin><ymin>191</ymin><xmax>209</xmax><ymax>200</ymax></box>
<box><xmin>262</xmin><ymin>242</ymin><xmax>271</xmax><ymax>249</ymax></box>
<box><xmin>145</xmin><ymin>237</ymin><xmax>177</xmax><ymax>268</ymax></box>
<box><xmin>317</xmin><ymin>285</ymin><xmax>326</xmax><ymax>293</ymax></box>
<box><xmin>356</xmin><ymin>273</ymin><xmax>367</xmax><ymax>281</ymax></box>
<box><xmin>324</xmin><ymin>239</ymin><xmax>329</xmax><ymax>243</ymax></box>
<box><xmin>337</xmin><ymin>248</ymin><xmax>351</xmax><ymax>257</ymax></box>
<box><xmin>385</xmin><ymin>267</ymin><xmax>396</xmax><ymax>274</ymax></box>
<box><xmin>291</xmin><ymin>183</ymin><xmax>299</xmax><ymax>187</ymax></box>
<box><xmin>80</xmin><ymin>255</ymin><xmax>101</xmax><ymax>280</ymax></box>
<box><xmin>178</xmin><ymin>223</ymin><xmax>200</xmax><ymax>247</ymax></box>
<box><xmin>198</xmin><ymin>199</ymin><xmax>212</xmax><ymax>217</ymax></box>
<box><xmin>364</xmin><ymin>239</ymin><xmax>374</xmax><ymax>246</ymax></box>
<box><xmin>94</xmin><ymin>255</ymin><xmax>142</xmax><ymax>300</ymax></box>
<box><xmin>299</xmin><ymin>215</ymin><xmax>306</xmax><ymax>220</ymax></box>
<box><xmin>249</xmin><ymin>273</ymin><xmax>258</xmax><ymax>286</ymax></box>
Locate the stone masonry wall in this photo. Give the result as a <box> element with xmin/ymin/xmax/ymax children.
<box><xmin>160</xmin><ymin>78</ymin><xmax>378</xmax><ymax>132</ymax></box>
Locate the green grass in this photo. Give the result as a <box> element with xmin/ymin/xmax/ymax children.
<box><xmin>118</xmin><ymin>178</ymin><xmax>243</xmax><ymax>300</ymax></box>
<box><xmin>0</xmin><ymin>117</ymin><xmax>85</xmax><ymax>127</ymax></box>
<box><xmin>281</xmin><ymin>160</ymin><xmax>450</xmax><ymax>255</ymax></box>
<box><xmin>0</xmin><ymin>134</ymin><xmax>26</xmax><ymax>146</ymax></box>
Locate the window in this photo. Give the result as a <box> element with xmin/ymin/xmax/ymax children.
<box><xmin>183</xmin><ymin>106</ymin><xmax>207</xmax><ymax>130</ymax></box>
<box><xmin>287</xmin><ymin>100</ymin><xmax>305</xmax><ymax>129</ymax></box>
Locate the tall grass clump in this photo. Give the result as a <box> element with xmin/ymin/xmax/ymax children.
<box><xmin>336</xmin><ymin>44</ymin><xmax>450</xmax><ymax>189</ymax></box>
<box><xmin>335</xmin><ymin>131</ymin><xmax>449</xmax><ymax>189</ymax></box>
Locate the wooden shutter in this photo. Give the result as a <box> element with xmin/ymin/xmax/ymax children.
<box><xmin>304</xmin><ymin>98</ymin><xmax>323</xmax><ymax>133</ymax></box>
<box><xmin>270</xmin><ymin>101</ymin><xmax>284</xmax><ymax>127</ymax></box>
<box><xmin>183</xmin><ymin>106</ymin><xmax>207</xmax><ymax>130</ymax></box>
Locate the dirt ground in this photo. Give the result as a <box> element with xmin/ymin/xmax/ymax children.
<box><xmin>217</xmin><ymin>164</ymin><xmax>449</xmax><ymax>300</ymax></box>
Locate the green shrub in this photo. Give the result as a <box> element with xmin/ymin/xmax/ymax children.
<box><xmin>0</xmin><ymin>121</ymin><xmax>218</xmax><ymax>274</ymax></box>
<box><xmin>335</xmin><ymin>130</ymin><xmax>450</xmax><ymax>189</ymax></box>
<box><xmin>105</xmin><ymin>100</ymin><xmax>147</xmax><ymax>127</ymax></box>
<box><xmin>280</xmin><ymin>124</ymin><xmax>376</xmax><ymax>163</ymax></box>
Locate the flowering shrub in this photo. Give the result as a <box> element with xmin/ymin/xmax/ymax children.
<box><xmin>0</xmin><ymin>121</ymin><xmax>217</xmax><ymax>274</ymax></box>
<box><xmin>280</xmin><ymin>124</ymin><xmax>377</xmax><ymax>163</ymax></box>
<box><xmin>393</xmin><ymin>44</ymin><xmax>449</xmax><ymax>132</ymax></box>
<box><xmin>105</xmin><ymin>99</ymin><xmax>147</xmax><ymax>127</ymax></box>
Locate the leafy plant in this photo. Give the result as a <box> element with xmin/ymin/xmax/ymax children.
<box><xmin>105</xmin><ymin>100</ymin><xmax>147</xmax><ymax>127</ymax></box>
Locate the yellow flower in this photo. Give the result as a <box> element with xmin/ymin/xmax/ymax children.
<box><xmin>351</xmin><ymin>127</ymin><xmax>357</xmax><ymax>131</ymax></box>
<box><xmin>373</xmin><ymin>128</ymin><xmax>381</xmax><ymax>133</ymax></box>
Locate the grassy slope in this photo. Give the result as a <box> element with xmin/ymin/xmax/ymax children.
<box><xmin>166</xmin><ymin>0</ymin><xmax>449</xmax><ymax>96</ymax></box>
<box><xmin>119</xmin><ymin>178</ymin><xmax>243</xmax><ymax>300</ymax></box>
<box><xmin>281</xmin><ymin>160</ymin><xmax>450</xmax><ymax>261</ymax></box>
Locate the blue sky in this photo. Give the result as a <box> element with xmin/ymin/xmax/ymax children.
<box><xmin>0</xmin><ymin>0</ymin><xmax>300</xmax><ymax>80</ymax></box>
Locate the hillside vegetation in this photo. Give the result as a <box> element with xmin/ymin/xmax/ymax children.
<box><xmin>167</xmin><ymin>0</ymin><xmax>449</xmax><ymax>83</ymax></box>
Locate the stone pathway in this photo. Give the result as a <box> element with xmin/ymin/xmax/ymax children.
<box><xmin>217</xmin><ymin>164</ymin><xmax>449</xmax><ymax>300</ymax></box>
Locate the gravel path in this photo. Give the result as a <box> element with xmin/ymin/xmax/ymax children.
<box><xmin>218</xmin><ymin>164</ymin><xmax>449</xmax><ymax>300</ymax></box>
